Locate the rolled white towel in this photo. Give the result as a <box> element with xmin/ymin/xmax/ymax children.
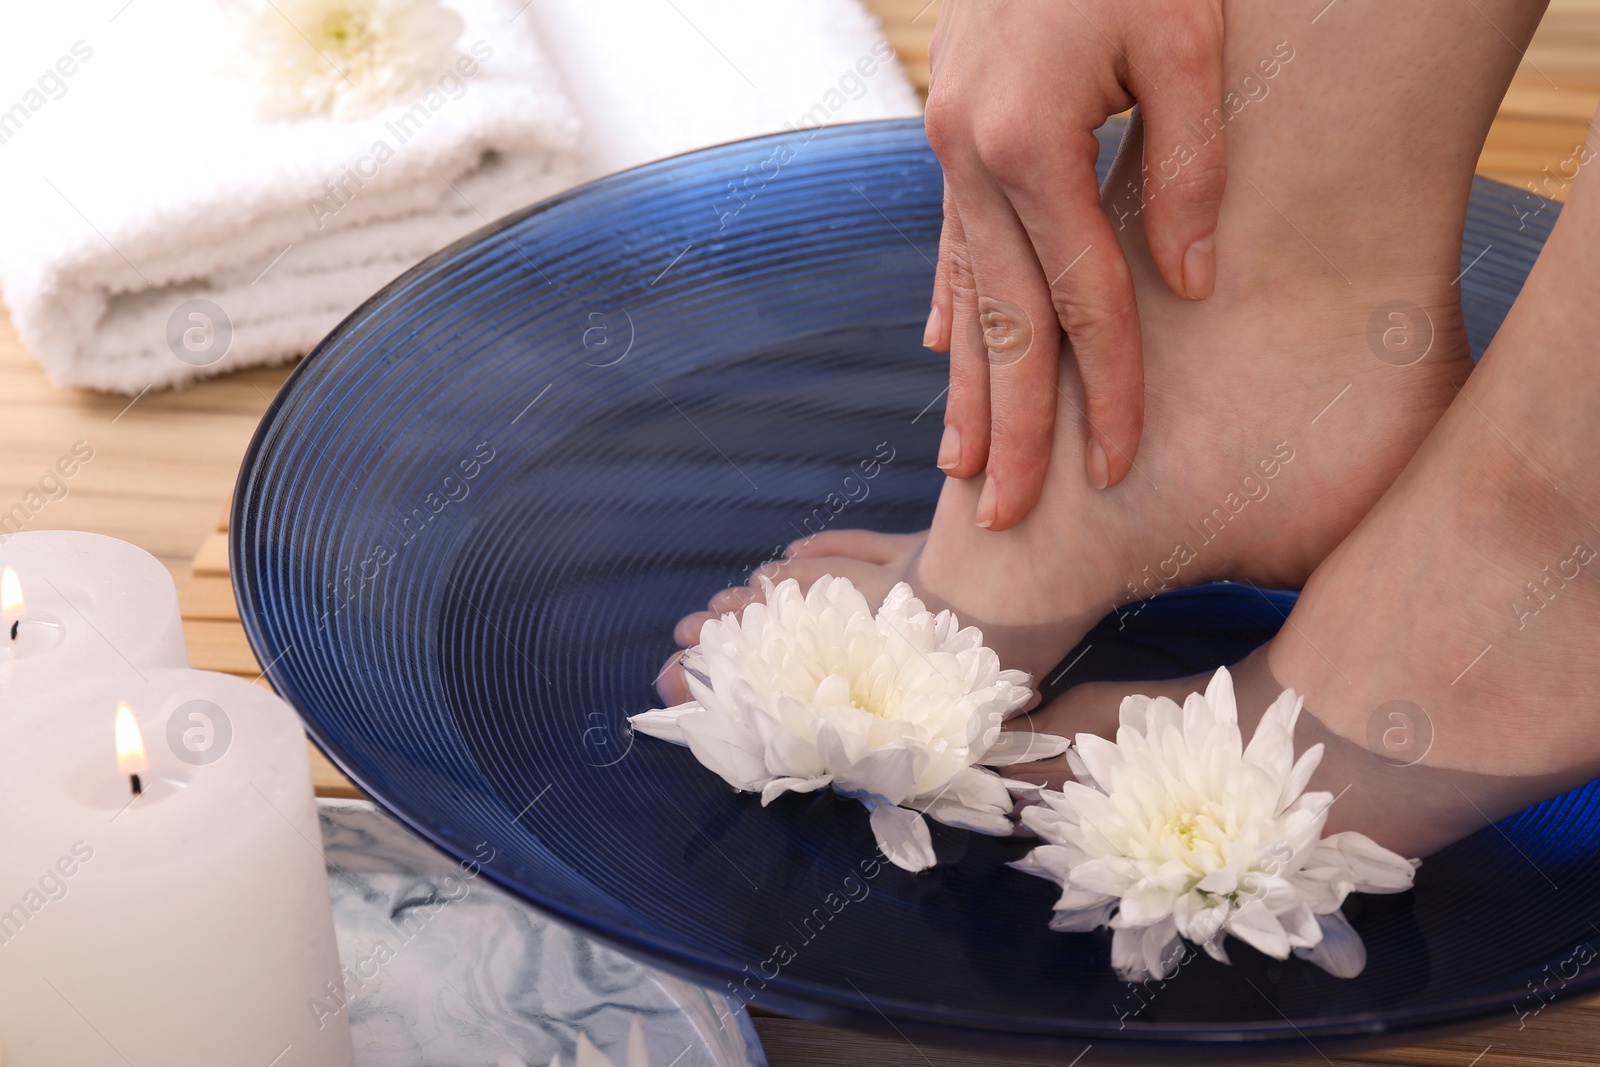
<box><xmin>0</xmin><ymin>0</ymin><xmax>582</xmax><ymax>393</ymax></box>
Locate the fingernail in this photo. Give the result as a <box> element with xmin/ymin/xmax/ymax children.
<box><xmin>936</xmin><ymin>424</ymin><xmax>961</xmax><ymax>470</ymax></box>
<box><xmin>1086</xmin><ymin>438</ymin><xmax>1110</xmax><ymax>490</ymax></box>
<box><xmin>975</xmin><ymin>476</ymin><xmax>998</xmax><ymax>528</ymax></box>
<box><xmin>922</xmin><ymin>304</ymin><xmax>943</xmax><ymax>348</ymax></box>
<box><xmin>1183</xmin><ymin>235</ymin><xmax>1216</xmax><ymax>300</ymax></box>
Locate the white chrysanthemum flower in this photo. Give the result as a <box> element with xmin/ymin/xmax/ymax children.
<box><xmin>631</xmin><ymin>576</ymin><xmax>1069</xmax><ymax>873</ymax></box>
<box><xmin>1013</xmin><ymin>668</ymin><xmax>1418</xmax><ymax>982</ymax></box>
<box><xmin>223</xmin><ymin>0</ymin><xmax>465</xmax><ymax>121</ymax></box>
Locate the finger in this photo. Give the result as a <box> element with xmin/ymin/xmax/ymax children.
<box><xmin>1133</xmin><ymin>11</ymin><xmax>1227</xmax><ymax>300</ymax></box>
<box><xmin>944</xmin><ymin>182</ymin><xmax>1062</xmax><ymax>528</ymax></box>
<box><xmin>1005</xmin><ymin>130</ymin><xmax>1144</xmax><ymax>489</ymax></box>
<box><xmin>936</xmin><ymin>187</ymin><xmax>992</xmax><ymax>480</ymax></box>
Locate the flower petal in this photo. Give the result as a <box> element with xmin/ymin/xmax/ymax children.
<box><xmin>1172</xmin><ymin>891</ymin><xmax>1229</xmax><ymax>946</ymax></box>
<box><xmin>1118</xmin><ymin>694</ymin><xmax>1153</xmax><ymax>735</ymax></box>
<box><xmin>1312</xmin><ymin>832</ymin><xmax>1419</xmax><ymax>893</ymax></box>
<box><xmin>1069</xmin><ymin>856</ymin><xmax>1140</xmax><ymax>897</ymax></box>
<box><xmin>1001</xmin><ymin>778</ymin><xmax>1045</xmax><ymax>801</ymax></box>
<box><xmin>1204</xmin><ymin>666</ymin><xmax>1236</xmax><ymax>721</ymax></box>
<box><xmin>865</xmin><ymin>800</ymin><xmax>937</xmax><ymax>873</ymax></box>
<box><xmin>676</xmin><ymin>710</ymin><xmax>769</xmax><ymax>791</ymax></box>
<box><xmin>1072</xmin><ymin>734</ymin><xmax>1124</xmax><ymax>794</ymax></box>
<box><xmin>1224</xmin><ymin>899</ymin><xmax>1292</xmax><ymax>960</ymax></box>
<box><xmin>1111</xmin><ymin>917</ymin><xmax>1183</xmax><ymax>982</ymax></box>
<box><xmin>1048</xmin><ymin>900</ymin><xmax>1117</xmax><ymax>932</ymax></box>
<box><xmin>1294</xmin><ymin>910</ymin><xmax>1367</xmax><ymax>978</ymax></box>
<box><xmin>628</xmin><ymin>706</ymin><xmax>691</xmax><ymax>744</ymax></box>
<box><xmin>914</xmin><ymin>767</ymin><xmax>1015</xmax><ymax>836</ymax></box>
<box><xmin>1277</xmin><ymin>742</ymin><xmax>1325</xmax><ymax>816</ymax></box>
<box><xmin>1009</xmin><ymin>845</ymin><xmax>1080</xmax><ymax>884</ymax></box>
<box><xmin>1117</xmin><ymin>881</ymin><xmax>1180</xmax><ymax>928</ymax></box>
<box><xmin>842</xmin><ymin>744</ymin><xmax>920</xmax><ymax>806</ymax></box>
<box><xmin>919</xmin><ymin>798</ymin><xmax>1012</xmax><ymax>836</ymax></box>
<box><xmin>979</xmin><ymin>729</ymin><xmax>1071</xmax><ymax>766</ymax></box>
<box><xmin>760</xmin><ymin>776</ymin><xmax>833</xmax><ymax>806</ymax></box>
<box><xmin>765</xmin><ymin>726</ymin><xmax>827</xmax><ymax>780</ymax></box>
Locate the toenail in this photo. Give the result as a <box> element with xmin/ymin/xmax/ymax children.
<box><xmin>937</xmin><ymin>424</ymin><xmax>961</xmax><ymax>471</ymax></box>
<box><xmin>975</xmin><ymin>476</ymin><xmax>998</xmax><ymax>528</ymax></box>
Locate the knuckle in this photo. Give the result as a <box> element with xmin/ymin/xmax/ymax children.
<box><xmin>971</xmin><ymin>115</ymin><xmax>1034</xmax><ymax>187</ymax></box>
<box><xmin>922</xmin><ymin>89</ymin><xmax>965</xmax><ymax>160</ymax></box>
<box><xmin>1164</xmin><ymin>31</ymin><xmax>1217</xmax><ymax>80</ymax></box>
<box><xmin>944</xmin><ymin>241</ymin><xmax>978</xmax><ymax>298</ymax></box>
<box><xmin>1165</xmin><ymin>152</ymin><xmax>1227</xmax><ymax>207</ymax></box>
<box><xmin>1049</xmin><ymin>286</ymin><xmax>1113</xmax><ymax>337</ymax></box>
<box><xmin>976</xmin><ymin>296</ymin><xmax>1035</xmax><ymax>365</ymax></box>
<box><xmin>1051</xmin><ymin>285</ymin><xmax>1137</xmax><ymax>360</ymax></box>
<box><xmin>1164</xmin><ymin>2</ymin><xmax>1224</xmax><ymax>56</ymax></box>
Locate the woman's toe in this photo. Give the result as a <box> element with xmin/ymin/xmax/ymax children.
<box><xmin>784</xmin><ymin>529</ymin><xmax>924</xmax><ymax>564</ymax></box>
<box><xmin>708</xmin><ymin>586</ymin><xmax>759</xmax><ymax>614</ymax></box>
<box><xmin>674</xmin><ymin>610</ymin><xmax>716</xmax><ymax>647</ymax></box>
<box><xmin>655</xmin><ymin>650</ymin><xmax>692</xmax><ymax>705</ymax></box>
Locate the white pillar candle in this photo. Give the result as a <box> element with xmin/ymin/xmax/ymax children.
<box><xmin>0</xmin><ymin>668</ymin><xmax>354</xmax><ymax>1066</ymax></box>
<box><xmin>0</xmin><ymin>532</ymin><xmax>188</xmax><ymax>695</ymax></box>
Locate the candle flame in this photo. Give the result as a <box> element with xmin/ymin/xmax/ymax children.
<box><xmin>1</xmin><ymin>567</ymin><xmax>20</xmax><ymax>619</ymax></box>
<box><xmin>115</xmin><ymin>703</ymin><xmax>148</xmax><ymax>775</ymax></box>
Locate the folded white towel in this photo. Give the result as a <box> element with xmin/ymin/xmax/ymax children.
<box><xmin>531</xmin><ymin>0</ymin><xmax>922</xmax><ymax>177</ymax></box>
<box><xmin>0</xmin><ymin>0</ymin><xmax>919</xmax><ymax>394</ymax></box>
<box><xmin>0</xmin><ymin>0</ymin><xmax>582</xmax><ymax>393</ymax></box>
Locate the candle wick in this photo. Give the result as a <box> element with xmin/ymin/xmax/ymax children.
<box><xmin>130</xmin><ymin>774</ymin><xmax>143</xmax><ymax>797</ymax></box>
<box><xmin>7</xmin><ymin>620</ymin><xmax>15</xmax><ymax>640</ymax></box>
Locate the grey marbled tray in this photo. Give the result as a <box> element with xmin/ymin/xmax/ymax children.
<box><xmin>319</xmin><ymin>799</ymin><xmax>767</xmax><ymax>1067</ymax></box>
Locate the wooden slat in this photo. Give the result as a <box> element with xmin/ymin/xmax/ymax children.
<box><xmin>191</xmin><ymin>532</ymin><xmax>231</xmax><ymax>577</ymax></box>
<box><xmin>184</xmin><ymin>618</ymin><xmax>265</xmax><ymax>676</ymax></box>
<box><xmin>864</xmin><ymin>0</ymin><xmax>937</xmax><ymax>94</ymax></box>
<box><xmin>179</xmin><ymin>575</ymin><xmax>242</xmax><ymax>622</ymax></box>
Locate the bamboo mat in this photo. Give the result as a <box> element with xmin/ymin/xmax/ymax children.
<box><xmin>11</xmin><ymin>0</ymin><xmax>1600</xmax><ymax>1061</ymax></box>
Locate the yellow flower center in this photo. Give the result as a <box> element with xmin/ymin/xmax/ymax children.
<box><xmin>313</xmin><ymin>6</ymin><xmax>375</xmax><ymax>58</ymax></box>
<box><xmin>1154</xmin><ymin>803</ymin><xmax>1230</xmax><ymax>867</ymax></box>
<box><xmin>810</xmin><ymin>673</ymin><xmax>900</xmax><ymax>721</ymax></box>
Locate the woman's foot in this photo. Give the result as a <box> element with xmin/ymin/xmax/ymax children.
<box><xmin>1016</xmin><ymin>155</ymin><xmax>1600</xmax><ymax>857</ymax></box>
<box><xmin>661</xmin><ymin>152</ymin><xmax>1472</xmax><ymax>703</ymax></box>
<box><xmin>658</xmin><ymin>0</ymin><xmax>1551</xmax><ymax>706</ymax></box>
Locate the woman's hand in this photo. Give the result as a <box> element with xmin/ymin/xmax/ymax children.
<box><xmin>924</xmin><ymin>0</ymin><xmax>1225</xmax><ymax>529</ymax></box>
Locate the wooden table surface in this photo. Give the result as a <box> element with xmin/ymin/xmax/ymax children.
<box><xmin>5</xmin><ymin>2</ymin><xmax>1600</xmax><ymax>1063</ymax></box>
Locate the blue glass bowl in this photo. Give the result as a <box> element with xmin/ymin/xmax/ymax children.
<box><xmin>234</xmin><ymin>118</ymin><xmax>1597</xmax><ymax>1061</ymax></box>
